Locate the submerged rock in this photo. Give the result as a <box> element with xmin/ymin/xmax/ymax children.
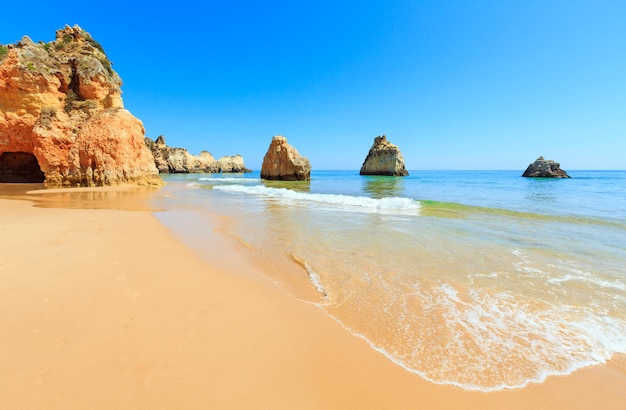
<box><xmin>522</xmin><ymin>156</ymin><xmax>570</xmax><ymax>178</ymax></box>
<box><xmin>145</xmin><ymin>135</ymin><xmax>250</xmax><ymax>174</ymax></box>
<box><xmin>360</xmin><ymin>135</ymin><xmax>409</xmax><ymax>176</ymax></box>
<box><xmin>0</xmin><ymin>25</ymin><xmax>161</xmax><ymax>187</ymax></box>
<box><xmin>260</xmin><ymin>135</ymin><xmax>311</xmax><ymax>181</ymax></box>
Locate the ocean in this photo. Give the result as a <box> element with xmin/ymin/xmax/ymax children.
<box><xmin>152</xmin><ymin>170</ymin><xmax>626</xmax><ymax>392</ymax></box>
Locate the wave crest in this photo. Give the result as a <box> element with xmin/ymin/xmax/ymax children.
<box><xmin>214</xmin><ymin>185</ymin><xmax>421</xmax><ymax>215</ymax></box>
<box><xmin>198</xmin><ymin>177</ymin><xmax>259</xmax><ymax>183</ymax></box>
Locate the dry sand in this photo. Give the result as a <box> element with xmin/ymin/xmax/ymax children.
<box><xmin>0</xmin><ymin>185</ymin><xmax>624</xmax><ymax>409</ymax></box>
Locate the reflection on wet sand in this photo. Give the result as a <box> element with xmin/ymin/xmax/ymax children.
<box><xmin>0</xmin><ymin>183</ymin><xmax>164</xmax><ymax>211</ymax></box>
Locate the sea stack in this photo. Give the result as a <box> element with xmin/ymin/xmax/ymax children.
<box><xmin>0</xmin><ymin>25</ymin><xmax>161</xmax><ymax>187</ymax></box>
<box><xmin>522</xmin><ymin>156</ymin><xmax>571</xmax><ymax>178</ymax></box>
<box><xmin>260</xmin><ymin>135</ymin><xmax>311</xmax><ymax>181</ymax></box>
<box><xmin>360</xmin><ymin>135</ymin><xmax>409</xmax><ymax>176</ymax></box>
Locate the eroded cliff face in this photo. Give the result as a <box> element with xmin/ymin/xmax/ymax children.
<box><xmin>0</xmin><ymin>25</ymin><xmax>161</xmax><ymax>187</ymax></box>
<box><xmin>145</xmin><ymin>135</ymin><xmax>250</xmax><ymax>173</ymax></box>
<box><xmin>359</xmin><ymin>135</ymin><xmax>409</xmax><ymax>176</ymax></box>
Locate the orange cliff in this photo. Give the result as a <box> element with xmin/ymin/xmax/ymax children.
<box><xmin>0</xmin><ymin>25</ymin><xmax>161</xmax><ymax>187</ymax></box>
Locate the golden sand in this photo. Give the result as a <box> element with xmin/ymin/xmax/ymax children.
<box><xmin>0</xmin><ymin>185</ymin><xmax>624</xmax><ymax>409</ymax></box>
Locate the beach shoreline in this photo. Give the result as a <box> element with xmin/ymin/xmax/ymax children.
<box><xmin>0</xmin><ymin>184</ymin><xmax>624</xmax><ymax>409</ymax></box>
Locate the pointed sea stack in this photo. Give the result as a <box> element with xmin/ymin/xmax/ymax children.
<box><xmin>260</xmin><ymin>135</ymin><xmax>311</xmax><ymax>181</ymax></box>
<box><xmin>359</xmin><ymin>135</ymin><xmax>409</xmax><ymax>176</ymax></box>
<box><xmin>0</xmin><ymin>25</ymin><xmax>162</xmax><ymax>187</ymax></box>
<box><xmin>522</xmin><ymin>156</ymin><xmax>571</xmax><ymax>178</ymax></box>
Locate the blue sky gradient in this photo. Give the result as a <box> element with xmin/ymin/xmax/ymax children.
<box><xmin>2</xmin><ymin>1</ymin><xmax>625</xmax><ymax>170</ymax></box>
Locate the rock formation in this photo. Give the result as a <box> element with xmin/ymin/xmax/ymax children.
<box><xmin>145</xmin><ymin>135</ymin><xmax>250</xmax><ymax>173</ymax></box>
<box><xmin>522</xmin><ymin>156</ymin><xmax>570</xmax><ymax>178</ymax></box>
<box><xmin>359</xmin><ymin>135</ymin><xmax>409</xmax><ymax>176</ymax></box>
<box><xmin>0</xmin><ymin>25</ymin><xmax>161</xmax><ymax>187</ymax></box>
<box><xmin>260</xmin><ymin>135</ymin><xmax>311</xmax><ymax>181</ymax></box>
<box><xmin>217</xmin><ymin>155</ymin><xmax>249</xmax><ymax>173</ymax></box>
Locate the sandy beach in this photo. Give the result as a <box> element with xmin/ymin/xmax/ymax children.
<box><xmin>1</xmin><ymin>185</ymin><xmax>625</xmax><ymax>409</ymax></box>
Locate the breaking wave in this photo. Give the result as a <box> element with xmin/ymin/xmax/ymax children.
<box><xmin>198</xmin><ymin>177</ymin><xmax>260</xmax><ymax>183</ymax></box>
<box><xmin>213</xmin><ymin>184</ymin><xmax>421</xmax><ymax>215</ymax></box>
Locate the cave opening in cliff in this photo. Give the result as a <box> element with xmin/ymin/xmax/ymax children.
<box><xmin>69</xmin><ymin>61</ymin><xmax>80</xmax><ymax>94</ymax></box>
<box><xmin>0</xmin><ymin>152</ymin><xmax>45</xmax><ymax>183</ymax></box>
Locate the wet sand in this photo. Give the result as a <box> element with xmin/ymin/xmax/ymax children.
<box><xmin>0</xmin><ymin>185</ymin><xmax>624</xmax><ymax>409</ymax></box>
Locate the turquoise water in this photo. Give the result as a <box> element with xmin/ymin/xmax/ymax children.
<box><xmin>154</xmin><ymin>170</ymin><xmax>626</xmax><ymax>391</ymax></box>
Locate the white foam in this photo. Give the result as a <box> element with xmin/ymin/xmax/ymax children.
<box><xmin>303</xmin><ymin>261</ymin><xmax>329</xmax><ymax>300</ymax></box>
<box><xmin>198</xmin><ymin>177</ymin><xmax>259</xmax><ymax>183</ymax></box>
<box><xmin>328</xmin><ymin>281</ymin><xmax>626</xmax><ymax>392</ymax></box>
<box><xmin>214</xmin><ymin>184</ymin><xmax>421</xmax><ymax>215</ymax></box>
<box><xmin>547</xmin><ymin>271</ymin><xmax>626</xmax><ymax>291</ymax></box>
<box><xmin>447</xmin><ymin>284</ymin><xmax>622</xmax><ymax>389</ymax></box>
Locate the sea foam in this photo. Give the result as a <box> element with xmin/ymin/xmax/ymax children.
<box><xmin>198</xmin><ymin>177</ymin><xmax>259</xmax><ymax>183</ymax></box>
<box><xmin>291</xmin><ymin>253</ymin><xmax>329</xmax><ymax>300</ymax></box>
<box><xmin>214</xmin><ymin>185</ymin><xmax>421</xmax><ymax>215</ymax></box>
<box><xmin>349</xmin><ymin>281</ymin><xmax>626</xmax><ymax>392</ymax></box>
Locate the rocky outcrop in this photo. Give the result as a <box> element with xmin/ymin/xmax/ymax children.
<box><xmin>145</xmin><ymin>135</ymin><xmax>250</xmax><ymax>173</ymax></box>
<box><xmin>522</xmin><ymin>156</ymin><xmax>570</xmax><ymax>178</ymax></box>
<box><xmin>359</xmin><ymin>135</ymin><xmax>409</xmax><ymax>176</ymax></box>
<box><xmin>260</xmin><ymin>135</ymin><xmax>311</xmax><ymax>181</ymax></box>
<box><xmin>217</xmin><ymin>155</ymin><xmax>249</xmax><ymax>173</ymax></box>
<box><xmin>0</xmin><ymin>25</ymin><xmax>161</xmax><ymax>187</ymax></box>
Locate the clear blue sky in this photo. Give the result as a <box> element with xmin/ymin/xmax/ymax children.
<box><xmin>2</xmin><ymin>1</ymin><xmax>625</xmax><ymax>170</ymax></box>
